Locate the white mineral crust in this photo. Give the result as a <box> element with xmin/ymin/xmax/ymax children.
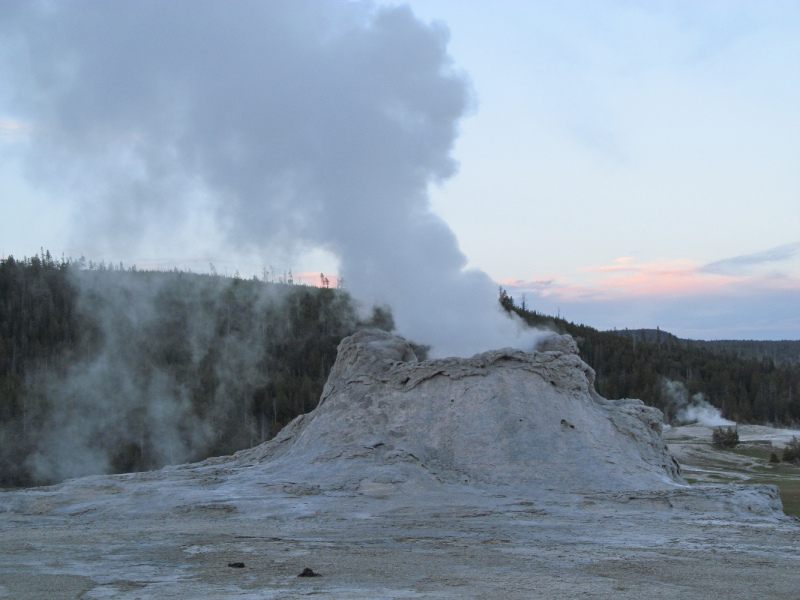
<box><xmin>0</xmin><ymin>330</ymin><xmax>796</xmax><ymax>599</ymax></box>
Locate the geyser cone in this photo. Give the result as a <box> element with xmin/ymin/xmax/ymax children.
<box><xmin>241</xmin><ymin>329</ymin><xmax>684</xmax><ymax>493</ymax></box>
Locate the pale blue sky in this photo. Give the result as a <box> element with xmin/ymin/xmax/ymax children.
<box><xmin>387</xmin><ymin>0</ymin><xmax>800</xmax><ymax>337</ymax></box>
<box><xmin>1</xmin><ymin>1</ymin><xmax>798</xmax><ymax>340</ymax></box>
<box><xmin>404</xmin><ymin>1</ymin><xmax>799</xmax><ymax>270</ymax></box>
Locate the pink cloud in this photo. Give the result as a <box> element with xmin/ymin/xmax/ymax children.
<box><xmin>501</xmin><ymin>257</ymin><xmax>800</xmax><ymax>303</ymax></box>
<box><xmin>580</xmin><ymin>256</ymin><xmax>638</xmax><ymax>273</ymax></box>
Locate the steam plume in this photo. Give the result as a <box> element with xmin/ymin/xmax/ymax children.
<box><xmin>0</xmin><ymin>0</ymin><xmax>541</xmax><ymax>357</ymax></box>
<box><xmin>662</xmin><ymin>379</ymin><xmax>735</xmax><ymax>427</ymax></box>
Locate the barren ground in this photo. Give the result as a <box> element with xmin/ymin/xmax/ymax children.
<box><xmin>2</xmin><ymin>425</ymin><xmax>800</xmax><ymax>600</ymax></box>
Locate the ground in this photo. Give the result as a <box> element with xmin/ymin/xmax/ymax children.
<box><xmin>1</xmin><ymin>424</ymin><xmax>799</xmax><ymax>600</ymax></box>
<box><xmin>664</xmin><ymin>423</ymin><xmax>800</xmax><ymax>518</ymax></box>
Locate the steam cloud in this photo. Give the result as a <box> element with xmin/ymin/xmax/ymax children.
<box><xmin>15</xmin><ymin>268</ymin><xmax>346</xmax><ymax>483</ymax></box>
<box><xmin>0</xmin><ymin>0</ymin><xmax>541</xmax><ymax>357</ymax></box>
<box><xmin>661</xmin><ymin>379</ymin><xmax>735</xmax><ymax>427</ymax></box>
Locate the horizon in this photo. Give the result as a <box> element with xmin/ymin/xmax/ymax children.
<box><xmin>5</xmin><ymin>249</ymin><xmax>799</xmax><ymax>345</ymax></box>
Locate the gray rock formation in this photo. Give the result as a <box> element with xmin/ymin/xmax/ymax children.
<box><xmin>235</xmin><ymin>329</ymin><xmax>683</xmax><ymax>493</ymax></box>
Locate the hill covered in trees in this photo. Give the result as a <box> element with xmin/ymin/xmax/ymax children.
<box><xmin>0</xmin><ymin>253</ymin><xmax>396</xmax><ymax>487</ymax></box>
<box><xmin>612</xmin><ymin>328</ymin><xmax>800</xmax><ymax>365</ymax></box>
<box><xmin>500</xmin><ymin>289</ymin><xmax>800</xmax><ymax>427</ymax></box>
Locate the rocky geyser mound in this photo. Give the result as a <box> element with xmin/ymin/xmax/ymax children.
<box><xmin>239</xmin><ymin>330</ymin><xmax>684</xmax><ymax>493</ymax></box>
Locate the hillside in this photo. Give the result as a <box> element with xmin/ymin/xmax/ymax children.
<box><xmin>613</xmin><ymin>328</ymin><xmax>800</xmax><ymax>365</ymax></box>
<box><xmin>500</xmin><ymin>290</ymin><xmax>800</xmax><ymax>427</ymax></box>
<box><xmin>0</xmin><ymin>253</ymin><xmax>393</xmax><ymax>486</ymax></box>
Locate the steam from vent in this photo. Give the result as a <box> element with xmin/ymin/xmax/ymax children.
<box><xmin>662</xmin><ymin>379</ymin><xmax>735</xmax><ymax>427</ymax></box>
<box><xmin>0</xmin><ymin>0</ymin><xmax>542</xmax><ymax>357</ymax></box>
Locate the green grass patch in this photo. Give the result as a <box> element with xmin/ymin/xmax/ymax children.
<box><xmin>728</xmin><ymin>445</ymin><xmax>775</xmax><ymax>461</ymax></box>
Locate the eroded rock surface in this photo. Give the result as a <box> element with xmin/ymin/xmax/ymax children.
<box><xmin>235</xmin><ymin>329</ymin><xmax>683</xmax><ymax>492</ymax></box>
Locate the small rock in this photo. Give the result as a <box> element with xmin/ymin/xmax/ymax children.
<box><xmin>298</xmin><ymin>567</ymin><xmax>321</xmax><ymax>577</ymax></box>
<box><xmin>228</xmin><ymin>562</ymin><xmax>245</xmax><ymax>568</ymax></box>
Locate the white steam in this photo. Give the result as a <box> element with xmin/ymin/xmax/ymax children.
<box><xmin>662</xmin><ymin>379</ymin><xmax>735</xmax><ymax>427</ymax></box>
<box><xmin>0</xmin><ymin>0</ymin><xmax>543</xmax><ymax>357</ymax></box>
<box><xmin>22</xmin><ymin>271</ymin><xmax>268</xmax><ymax>482</ymax></box>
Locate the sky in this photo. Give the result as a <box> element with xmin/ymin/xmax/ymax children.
<box><xmin>1</xmin><ymin>1</ymin><xmax>799</xmax><ymax>342</ymax></box>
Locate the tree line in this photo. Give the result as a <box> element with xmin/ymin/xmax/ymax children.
<box><xmin>500</xmin><ymin>289</ymin><xmax>800</xmax><ymax>426</ymax></box>
<box><xmin>612</xmin><ymin>328</ymin><xmax>800</xmax><ymax>365</ymax></box>
<box><xmin>0</xmin><ymin>253</ymin><xmax>389</xmax><ymax>487</ymax></box>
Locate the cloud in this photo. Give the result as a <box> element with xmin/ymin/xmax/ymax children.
<box><xmin>580</xmin><ymin>257</ymin><xmax>636</xmax><ymax>273</ymax></box>
<box><xmin>499</xmin><ymin>249</ymin><xmax>800</xmax><ymax>339</ymax></box>
<box><xmin>701</xmin><ymin>242</ymin><xmax>800</xmax><ymax>275</ymax></box>
<box><xmin>504</xmin><ymin>259</ymin><xmax>718</xmax><ymax>301</ymax></box>
<box><xmin>506</xmin><ymin>249</ymin><xmax>800</xmax><ymax>304</ymax></box>
<box><xmin>0</xmin><ymin>117</ymin><xmax>29</xmax><ymax>141</ymax></box>
<box><xmin>0</xmin><ymin>0</ymin><xmax>541</xmax><ymax>357</ymax></box>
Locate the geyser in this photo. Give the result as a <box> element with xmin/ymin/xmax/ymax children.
<box><xmin>229</xmin><ymin>329</ymin><xmax>684</xmax><ymax>493</ymax></box>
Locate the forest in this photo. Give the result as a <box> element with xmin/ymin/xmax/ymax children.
<box><xmin>0</xmin><ymin>253</ymin><xmax>394</xmax><ymax>487</ymax></box>
<box><xmin>612</xmin><ymin>328</ymin><xmax>800</xmax><ymax>365</ymax></box>
<box><xmin>2</xmin><ymin>253</ymin><xmax>799</xmax><ymax>487</ymax></box>
<box><xmin>500</xmin><ymin>289</ymin><xmax>800</xmax><ymax>426</ymax></box>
